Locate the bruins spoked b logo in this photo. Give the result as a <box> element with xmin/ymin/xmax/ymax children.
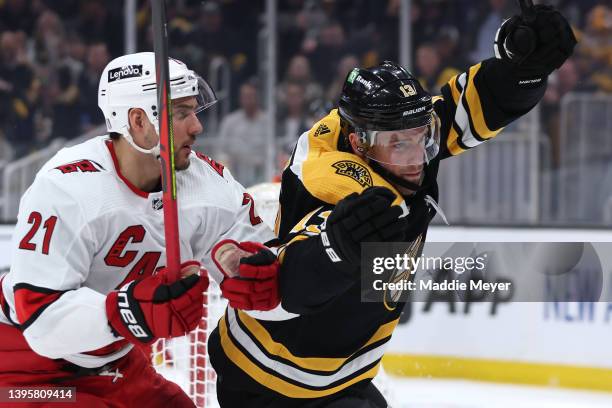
<box><xmin>332</xmin><ymin>160</ymin><xmax>373</xmax><ymax>188</ymax></box>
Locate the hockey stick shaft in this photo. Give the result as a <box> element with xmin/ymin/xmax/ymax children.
<box><xmin>152</xmin><ymin>0</ymin><xmax>181</xmax><ymax>281</ymax></box>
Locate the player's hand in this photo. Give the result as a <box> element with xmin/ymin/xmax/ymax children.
<box><xmin>494</xmin><ymin>2</ymin><xmax>576</xmax><ymax>83</ymax></box>
<box><xmin>322</xmin><ymin>187</ymin><xmax>408</xmax><ymax>270</ymax></box>
<box><xmin>105</xmin><ymin>261</ymin><xmax>209</xmax><ymax>345</ymax></box>
<box><xmin>212</xmin><ymin>240</ymin><xmax>280</xmax><ymax>311</ymax></box>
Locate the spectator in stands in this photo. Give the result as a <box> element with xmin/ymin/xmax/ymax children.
<box><xmin>470</xmin><ymin>0</ymin><xmax>513</xmax><ymax>63</ymax></box>
<box><xmin>575</xmin><ymin>4</ymin><xmax>612</xmax><ymax>93</ymax></box>
<box><xmin>278</xmin><ymin>54</ymin><xmax>323</xmax><ymax>109</ymax></box>
<box><xmin>435</xmin><ymin>25</ymin><xmax>468</xmax><ymax>72</ymax></box>
<box><xmin>306</xmin><ymin>21</ymin><xmax>348</xmax><ymax>86</ymax></box>
<box><xmin>31</xmin><ymin>10</ymin><xmax>65</xmax><ymax>68</ymax></box>
<box><xmin>326</xmin><ymin>54</ymin><xmax>359</xmax><ymax>103</ymax></box>
<box><xmin>218</xmin><ymin>80</ymin><xmax>269</xmax><ymax>186</ymax></box>
<box><xmin>415</xmin><ymin>43</ymin><xmax>460</xmax><ymax>93</ymax></box>
<box><xmin>0</xmin><ymin>31</ymin><xmax>39</xmax><ymax>158</ymax></box>
<box><xmin>60</xmin><ymin>32</ymin><xmax>87</xmax><ymax>82</ymax></box>
<box><xmin>298</xmin><ymin>0</ymin><xmax>334</xmax><ymax>56</ymax></box>
<box><xmin>0</xmin><ymin>0</ymin><xmax>37</xmax><ymax>33</ymax></box>
<box><xmin>216</xmin><ymin>0</ymin><xmax>260</xmax><ymax>85</ymax></box>
<box><xmin>192</xmin><ymin>2</ymin><xmax>234</xmax><ymax>65</ymax></box>
<box><xmin>394</xmin><ymin>0</ymin><xmax>456</xmax><ymax>53</ymax></box>
<box><xmin>187</xmin><ymin>1</ymin><xmax>251</xmax><ymax>108</ymax></box>
<box><xmin>77</xmin><ymin>43</ymin><xmax>109</xmax><ymax>132</ymax></box>
<box><xmin>50</xmin><ymin>64</ymin><xmax>81</xmax><ymax>141</ymax></box>
<box><xmin>541</xmin><ymin>58</ymin><xmax>580</xmax><ymax>168</ymax></box>
<box><xmin>28</xmin><ymin>10</ymin><xmax>65</xmax><ymax>131</ymax></box>
<box><xmin>74</xmin><ymin>0</ymin><xmax>123</xmax><ymax>57</ymax></box>
<box><xmin>277</xmin><ymin>81</ymin><xmax>310</xmax><ymax>155</ymax></box>
<box><xmin>45</xmin><ymin>0</ymin><xmax>83</xmax><ymax>22</ymax></box>
<box><xmin>278</xmin><ymin>0</ymin><xmax>312</xmax><ymax>69</ymax></box>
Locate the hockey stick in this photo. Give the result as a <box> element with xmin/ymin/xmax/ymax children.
<box><xmin>152</xmin><ymin>0</ymin><xmax>181</xmax><ymax>282</ymax></box>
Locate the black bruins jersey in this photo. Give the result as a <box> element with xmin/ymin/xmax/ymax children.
<box><xmin>208</xmin><ymin>58</ymin><xmax>546</xmax><ymax>405</ymax></box>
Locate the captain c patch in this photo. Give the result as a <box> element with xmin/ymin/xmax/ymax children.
<box><xmin>332</xmin><ymin>160</ymin><xmax>373</xmax><ymax>188</ymax></box>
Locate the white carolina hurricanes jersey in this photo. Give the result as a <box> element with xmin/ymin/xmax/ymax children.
<box><xmin>0</xmin><ymin>136</ymin><xmax>274</xmax><ymax>368</ymax></box>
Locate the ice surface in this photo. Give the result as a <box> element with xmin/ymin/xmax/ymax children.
<box><xmin>385</xmin><ymin>377</ymin><xmax>612</xmax><ymax>408</ymax></box>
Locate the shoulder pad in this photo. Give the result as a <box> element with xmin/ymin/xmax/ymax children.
<box><xmin>305</xmin><ymin>109</ymin><xmax>342</xmax><ymax>153</ymax></box>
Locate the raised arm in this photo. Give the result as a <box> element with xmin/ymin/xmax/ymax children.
<box><xmin>436</xmin><ymin>2</ymin><xmax>576</xmax><ymax>159</ymax></box>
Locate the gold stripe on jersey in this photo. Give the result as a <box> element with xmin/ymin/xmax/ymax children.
<box><xmin>235</xmin><ymin>309</ymin><xmax>399</xmax><ymax>372</ymax></box>
<box><xmin>433</xmin><ymin>93</ymin><xmax>467</xmax><ymax>157</ymax></box>
<box><xmin>274</xmin><ymin>203</ymin><xmax>282</xmax><ymax>236</ymax></box>
<box><xmin>446</xmin><ymin>125</ymin><xmax>465</xmax><ymax>156</ymax></box>
<box><xmin>465</xmin><ymin>63</ymin><xmax>502</xmax><ymax>140</ymax></box>
<box><xmin>448</xmin><ymin>76</ymin><xmax>461</xmax><ymax>105</ymax></box>
<box><xmin>289</xmin><ymin>207</ymin><xmax>325</xmax><ymax>234</ymax></box>
<box><xmin>277</xmin><ymin>206</ymin><xmax>325</xmax><ymax>261</ymax></box>
<box><xmin>218</xmin><ymin>311</ymin><xmax>390</xmax><ymax>398</ymax></box>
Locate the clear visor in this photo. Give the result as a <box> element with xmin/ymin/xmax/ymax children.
<box><xmin>171</xmin><ymin>71</ymin><xmax>218</xmax><ymax>114</ymax></box>
<box><xmin>361</xmin><ymin>113</ymin><xmax>440</xmax><ymax>166</ymax></box>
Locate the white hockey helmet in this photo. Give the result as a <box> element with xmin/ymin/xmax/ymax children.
<box><xmin>98</xmin><ymin>52</ymin><xmax>217</xmax><ymax>155</ymax></box>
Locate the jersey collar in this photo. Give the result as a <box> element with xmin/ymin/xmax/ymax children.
<box><xmin>105</xmin><ymin>140</ymin><xmax>150</xmax><ymax>198</ymax></box>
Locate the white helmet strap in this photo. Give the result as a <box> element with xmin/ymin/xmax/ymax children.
<box><xmin>121</xmin><ymin>126</ymin><xmax>161</xmax><ymax>158</ymax></box>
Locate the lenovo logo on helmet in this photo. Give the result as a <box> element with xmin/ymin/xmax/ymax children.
<box><xmin>108</xmin><ymin>64</ymin><xmax>143</xmax><ymax>83</ymax></box>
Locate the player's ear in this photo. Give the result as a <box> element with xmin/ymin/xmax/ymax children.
<box><xmin>127</xmin><ymin>108</ymin><xmax>149</xmax><ymax>134</ymax></box>
<box><xmin>348</xmin><ymin>133</ymin><xmax>366</xmax><ymax>157</ymax></box>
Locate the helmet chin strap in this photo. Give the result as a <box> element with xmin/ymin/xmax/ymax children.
<box><xmin>120</xmin><ymin>126</ymin><xmax>161</xmax><ymax>158</ymax></box>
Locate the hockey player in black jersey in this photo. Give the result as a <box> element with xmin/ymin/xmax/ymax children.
<box><xmin>208</xmin><ymin>3</ymin><xmax>576</xmax><ymax>407</ymax></box>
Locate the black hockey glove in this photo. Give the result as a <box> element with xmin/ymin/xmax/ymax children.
<box><xmin>321</xmin><ymin>187</ymin><xmax>408</xmax><ymax>271</ymax></box>
<box><xmin>494</xmin><ymin>2</ymin><xmax>577</xmax><ymax>85</ymax></box>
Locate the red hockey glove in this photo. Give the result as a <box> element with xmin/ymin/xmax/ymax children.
<box><xmin>212</xmin><ymin>240</ymin><xmax>280</xmax><ymax>311</ymax></box>
<box><xmin>106</xmin><ymin>261</ymin><xmax>209</xmax><ymax>345</ymax></box>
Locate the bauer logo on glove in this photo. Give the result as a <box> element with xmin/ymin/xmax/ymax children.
<box><xmin>105</xmin><ymin>261</ymin><xmax>208</xmax><ymax>345</ymax></box>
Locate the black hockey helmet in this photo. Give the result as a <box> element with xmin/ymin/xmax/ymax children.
<box><xmin>338</xmin><ymin>61</ymin><xmax>441</xmax><ymax>190</ymax></box>
<box><xmin>339</xmin><ymin>61</ymin><xmax>433</xmax><ymax>131</ymax></box>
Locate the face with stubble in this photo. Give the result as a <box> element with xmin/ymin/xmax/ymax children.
<box><xmin>138</xmin><ymin>96</ymin><xmax>203</xmax><ymax>171</ymax></box>
<box><xmin>171</xmin><ymin>96</ymin><xmax>203</xmax><ymax>170</ymax></box>
<box><xmin>351</xmin><ymin>126</ymin><xmax>430</xmax><ymax>195</ymax></box>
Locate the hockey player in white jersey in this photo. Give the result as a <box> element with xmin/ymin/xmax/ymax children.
<box><xmin>0</xmin><ymin>52</ymin><xmax>277</xmax><ymax>407</ymax></box>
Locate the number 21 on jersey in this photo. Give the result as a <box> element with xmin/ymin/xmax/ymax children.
<box><xmin>18</xmin><ymin>211</ymin><xmax>58</xmax><ymax>255</ymax></box>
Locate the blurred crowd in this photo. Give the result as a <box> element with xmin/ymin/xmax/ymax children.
<box><xmin>0</xmin><ymin>0</ymin><xmax>610</xmax><ymax>186</ymax></box>
<box><xmin>0</xmin><ymin>0</ymin><xmax>122</xmax><ymax>160</ymax></box>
